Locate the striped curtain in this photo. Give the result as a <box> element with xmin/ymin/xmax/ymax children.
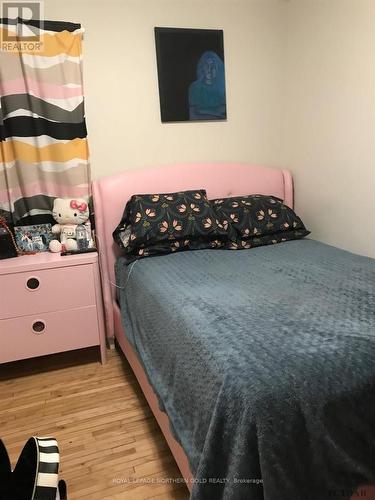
<box><xmin>0</xmin><ymin>19</ymin><xmax>90</xmax><ymax>225</ymax></box>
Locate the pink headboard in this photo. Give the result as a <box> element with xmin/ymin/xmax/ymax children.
<box><xmin>92</xmin><ymin>163</ymin><xmax>293</xmax><ymax>341</ymax></box>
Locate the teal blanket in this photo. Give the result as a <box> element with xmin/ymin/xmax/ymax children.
<box><xmin>115</xmin><ymin>240</ymin><xmax>375</xmax><ymax>500</ymax></box>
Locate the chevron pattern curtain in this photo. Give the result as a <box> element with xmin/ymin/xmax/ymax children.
<box><xmin>0</xmin><ymin>19</ymin><xmax>90</xmax><ymax>225</ymax></box>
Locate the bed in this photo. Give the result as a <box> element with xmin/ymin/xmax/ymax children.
<box><xmin>92</xmin><ymin>163</ymin><xmax>375</xmax><ymax>500</ymax></box>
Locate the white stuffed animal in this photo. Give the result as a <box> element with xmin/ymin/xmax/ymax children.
<box><xmin>49</xmin><ymin>198</ymin><xmax>92</xmax><ymax>253</ymax></box>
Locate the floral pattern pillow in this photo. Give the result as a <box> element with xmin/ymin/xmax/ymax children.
<box><xmin>113</xmin><ymin>190</ymin><xmax>227</xmax><ymax>260</ymax></box>
<box><xmin>211</xmin><ymin>194</ymin><xmax>310</xmax><ymax>248</ymax></box>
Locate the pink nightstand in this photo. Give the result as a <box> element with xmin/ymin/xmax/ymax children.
<box><xmin>0</xmin><ymin>252</ymin><xmax>107</xmax><ymax>364</ymax></box>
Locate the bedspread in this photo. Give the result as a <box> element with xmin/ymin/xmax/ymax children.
<box><xmin>115</xmin><ymin>239</ymin><xmax>375</xmax><ymax>500</ymax></box>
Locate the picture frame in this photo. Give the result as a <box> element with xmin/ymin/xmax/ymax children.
<box><xmin>154</xmin><ymin>27</ymin><xmax>227</xmax><ymax>123</ymax></box>
<box><xmin>14</xmin><ymin>224</ymin><xmax>53</xmax><ymax>252</ymax></box>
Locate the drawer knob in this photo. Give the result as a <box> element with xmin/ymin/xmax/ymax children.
<box><xmin>32</xmin><ymin>321</ymin><xmax>45</xmax><ymax>334</ymax></box>
<box><xmin>27</xmin><ymin>277</ymin><xmax>40</xmax><ymax>290</ymax></box>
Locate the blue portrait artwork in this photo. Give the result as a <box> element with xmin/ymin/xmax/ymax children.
<box><xmin>188</xmin><ymin>51</ymin><xmax>226</xmax><ymax>120</ymax></box>
<box><xmin>154</xmin><ymin>27</ymin><xmax>227</xmax><ymax>122</ymax></box>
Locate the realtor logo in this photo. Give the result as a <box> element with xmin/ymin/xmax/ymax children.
<box><xmin>1</xmin><ymin>1</ymin><xmax>44</xmax><ymax>51</ymax></box>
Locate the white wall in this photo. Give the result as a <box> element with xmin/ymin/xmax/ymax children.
<box><xmin>46</xmin><ymin>0</ymin><xmax>285</xmax><ymax>178</ymax></box>
<box><xmin>283</xmin><ymin>0</ymin><xmax>375</xmax><ymax>257</ymax></box>
<box><xmin>46</xmin><ymin>0</ymin><xmax>375</xmax><ymax>257</ymax></box>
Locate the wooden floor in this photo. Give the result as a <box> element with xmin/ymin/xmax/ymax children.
<box><xmin>0</xmin><ymin>347</ymin><xmax>190</xmax><ymax>500</ymax></box>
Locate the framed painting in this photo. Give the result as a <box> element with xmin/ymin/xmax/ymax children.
<box><xmin>14</xmin><ymin>224</ymin><xmax>53</xmax><ymax>252</ymax></box>
<box><xmin>154</xmin><ymin>27</ymin><xmax>227</xmax><ymax>123</ymax></box>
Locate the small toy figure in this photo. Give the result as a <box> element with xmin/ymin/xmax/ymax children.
<box><xmin>76</xmin><ymin>223</ymin><xmax>90</xmax><ymax>250</ymax></box>
<box><xmin>49</xmin><ymin>198</ymin><xmax>93</xmax><ymax>253</ymax></box>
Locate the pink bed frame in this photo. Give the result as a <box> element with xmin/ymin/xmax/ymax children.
<box><xmin>92</xmin><ymin>162</ymin><xmax>294</xmax><ymax>489</ymax></box>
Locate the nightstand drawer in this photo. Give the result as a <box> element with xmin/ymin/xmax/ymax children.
<box><xmin>0</xmin><ymin>306</ymin><xmax>100</xmax><ymax>363</ymax></box>
<box><xmin>0</xmin><ymin>264</ymin><xmax>96</xmax><ymax>319</ymax></box>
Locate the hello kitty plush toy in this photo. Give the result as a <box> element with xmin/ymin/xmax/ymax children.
<box><xmin>49</xmin><ymin>198</ymin><xmax>93</xmax><ymax>253</ymax></box>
